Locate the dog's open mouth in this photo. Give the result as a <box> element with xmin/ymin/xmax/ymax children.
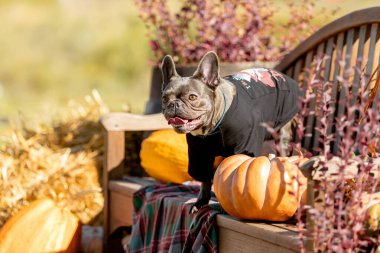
<box><xmin>168</xmin><ymin>115</ymin><xmax>202</xmax><ymax>126</ymax></box>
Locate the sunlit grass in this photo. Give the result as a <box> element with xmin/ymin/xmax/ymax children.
<box><xmin>0</xmin><ymin>0</ymin><xmax>151</xmax><ymax>125</ymax></box>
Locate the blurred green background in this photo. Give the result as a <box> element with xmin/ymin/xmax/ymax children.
<box><xmin>0</xmin><ymin>0</ymin><xmax>379</xmax><ymax>130</ymax></box>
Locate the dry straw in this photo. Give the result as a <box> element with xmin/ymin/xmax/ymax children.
<box><xmin>0</xmin><ymin>90</ymin><xmax>108</xmax><ymax>226</ymax></box>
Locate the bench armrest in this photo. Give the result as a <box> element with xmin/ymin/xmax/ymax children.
<box><xmin>100</xmin><ymin>112</ymin><xmax>170</xmax><ymax>132</ymax></box>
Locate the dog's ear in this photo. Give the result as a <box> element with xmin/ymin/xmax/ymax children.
<box><xmin>161</xmin><ymin>55</ymin><xmax>179</xmax><ymax>91</ymax></box>
<box><xmin>192</xmin><ymin>51</ymin><xmax>220</xmax><ymax>88</ymax></box>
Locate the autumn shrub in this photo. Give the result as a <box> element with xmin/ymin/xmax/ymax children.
<box><xmin>134</xmin><ymin>0</ymin><xmax>337</xmax><ymax>64</ymax></box>
<box><xmin>293</xmin><ymin>54</ymin><xmax>380</xmax><ymax>252</ymax></box>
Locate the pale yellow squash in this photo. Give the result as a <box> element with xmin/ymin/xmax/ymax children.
<box><xmin>0</xmin><ymin>199</ymin><xmax>81</xmax><ymax>253</ymax></box>
<box><xmin>367</xmin><ymin>203</ymin><xmax>380</xmax><ymax>230</ymax></box>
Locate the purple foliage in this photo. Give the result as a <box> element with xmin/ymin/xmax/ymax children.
<box><xmin>294</xmin><ymin>53</ymin><xmax>380</xmax><ymax>252</ymax></box>
<box><xmin>134</xmin><ymin>0</ymin><xmax>333</xmax><ymax>64</ymax></box>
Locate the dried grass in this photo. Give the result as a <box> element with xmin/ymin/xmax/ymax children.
<box><xmin>0</xmin><ymin>90</ymin><xmax>108</xmax><ymax>226</ymax></box>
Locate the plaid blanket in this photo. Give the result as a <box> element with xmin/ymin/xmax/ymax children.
<box><xmin>126</xmin><ymin>183</ymin><xmax>224</xmax><ymax>253</ymax></box>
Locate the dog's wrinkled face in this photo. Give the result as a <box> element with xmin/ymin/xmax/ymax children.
<box><xmin>161</xmin><ymin>52</ymin><xmax>221</xmax><ymax>134</ymax></box>
<box><xmin>162</xmin><ymin>77</ymin><xmax>213</xmax><ymax>133</ymax></box>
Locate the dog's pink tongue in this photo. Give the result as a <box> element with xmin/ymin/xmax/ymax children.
<box><xmin>168</xmin><ymin>117</ymin><xmax>188</xmax><ymax>125</ymax></box>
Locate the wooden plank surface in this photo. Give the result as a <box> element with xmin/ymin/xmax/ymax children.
<box><xmin>109</xmin><ymin>191</ymin><xmax>134</xmax><ymax>231</ymax></box>
<box><xmin>100</xmin><ymin>112</ymin><xmax>170</xmax><ymax>132</ymax></box>
<box><xmin>217</xmin><ymin>215</ymin><xmax>299</xmax><ymax>252</ymax></box>
<box><xmin>108</xmin><ymin>179</ymin><xmax>156</xmax><ymax>232</ymax></box>
<box><xmin>109</xmin><ymin>181</ymin><xmax>144</xmax><ymax>197</ymax></box>
<box><xmin>218</xmin><ymin>227</ymin><xmax>298</xmax><ymax>253</ymax></box>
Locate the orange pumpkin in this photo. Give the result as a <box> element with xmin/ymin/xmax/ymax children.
<box><xmin>0</xmin><ymin>199</ymin><xmax>81</xmax><ymax>253</ymax></box>
<box><xmin>213</xmin><ymin>154</ymin><xmax>308</xmax><ymax>221</ymax></box>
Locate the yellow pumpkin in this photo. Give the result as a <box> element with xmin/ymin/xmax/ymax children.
<box><xmin>356</xmin><ymin>192</ymin><xmax>380</xmax><ymax>231</ymax></box>
<box><xmin>367</xmin><ymin>203</ymin><xmax>380</xmax><ymax>230</ymax></box>
<box><xmin>213</xmin><ymin>154</ymin><xmax>308</xmax><ymax>221</ymax></box>
<box><xmin>140</xmin><ymin>129</ymin><xmax>224</xmax><ymax>184</ymax></box>
<box><xmin>0</xmin><ymin>199</ymin><xmax>81</xmax><ymax>253</ymax></box>
<box><xmin>140</xmin><ymin>129</ymin><xmax>193</xmax><ymax>183</ymax></box>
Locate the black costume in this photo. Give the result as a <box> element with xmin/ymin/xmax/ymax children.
<box><xmin>186</xmin><ymin>68</ymin><xmax>301</xmax><ymax>182</ymax></box>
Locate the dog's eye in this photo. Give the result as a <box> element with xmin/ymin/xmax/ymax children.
<box><xmin>162</xmin><ymin>96</ymin><xmax>169</xmax><ymax>104</ymax></box>
<box><xmin>189</xmin><ymin>94</ymin><xmax>197</xmax><ymax>101</ymax></box>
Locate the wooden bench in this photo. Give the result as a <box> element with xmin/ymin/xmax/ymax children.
<box><xmin>101</xmin><ymin>7</ymin><xmax>380</xmax><ymax>252</ymax></box>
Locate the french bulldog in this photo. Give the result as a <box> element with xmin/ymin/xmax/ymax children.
<box><xmin>161</xmin><ymin>51</ymin><xmax>300</xmax><ymax>213</ymax></box>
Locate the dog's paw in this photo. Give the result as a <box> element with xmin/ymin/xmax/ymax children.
<box><xmin>189</xmin><ymin>205</ymin><xmax>199</xmax><ymax>214</ymax></box>
<box><xmin>189</xmin><ymin>199</ymin><xmax>208</xmax><ymax>214</ymax></box>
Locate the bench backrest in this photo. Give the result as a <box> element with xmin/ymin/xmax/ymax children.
<box><xmin>275</xmin><ymin>7</ymin><xmax>380</xmax><ymax>155</ymax></box>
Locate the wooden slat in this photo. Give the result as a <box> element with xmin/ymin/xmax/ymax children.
<box><xmin>372</xmin><ymin>26</ymin><xmax>380</xmax><ymax>78</ymax></box>
<box><xmin>323</xmin><ymin>37</ymin><xmax>335</xmax><ymax>80</ymax></box>
<box><xmin>370</xmin><ymin>27</ymin><xmax>380</xmax><ymax>109</ymax></box>
<box><xmin>365</xmin><ymin>24</ymin><xmax>379</xmax><ymax>76</ymax></box>
<box><xmin>350</xmin><ymin>25</ymin><xmax>368</xmax><ymax>106</ymax></box>
<box><xmin>301</xmin><ymin>51</ymin><xmax>314</xmax><ymax>97</ymax></box>
<box><xmin>304</xmin><ymin>43</ymin><xmax>325</xmax><ymax>153</ymax></box>
<box><xmin>355</xmin><ymin>24</ymin><xmax>379</xmax><ymax>144</ymax></box>
<box><xmin>333</xmin><ymin>28</ymin><xmax>355</xmax><ymax>154</ymax></box>
<box><xmin>293</xmin><ymin>51</ymin><xmax>313</xmax><ymax>146</ymax></box>
<box><xmin>293</xmin><ymin>59</ymin><xmax>303</xmax><ymax>83</ymax></box>
<box><xmin>293</xmin><ymin>59</ymin><xmax>304</xmax><ymax>144</ymax></box>
<box><xmin>312</xmin><ymin>38</ymin><xmax>335</xmax><ymax>150</ymax></box>
<box><xmin>285</xmin><ymin>66</ymin><xmax>294</xmax><ymax>77</ymax></box>
<box><xmin>326</xmin><ymin>32</ymin><xmax>345</xmax><ymax>153</ymax></box>
<box><xmin>371</xmin><ymin>26</ymin><xmax>380</xmax><ymax>109</ymax></box>
<box><xmin>372</xmin><ymin>54</ymin><xmax>380</xmax><ymax>109</ymax></box>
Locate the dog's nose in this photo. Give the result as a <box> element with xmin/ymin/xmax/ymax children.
<box><xmin>168</xmin><ymin>100</ymin><xmax>180</xmax><ymax>109</ymax></box>
<box><xmin>168</xmin><ymin>101</ymin><xmax>175</xmax><ymax>109</ymax></box>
